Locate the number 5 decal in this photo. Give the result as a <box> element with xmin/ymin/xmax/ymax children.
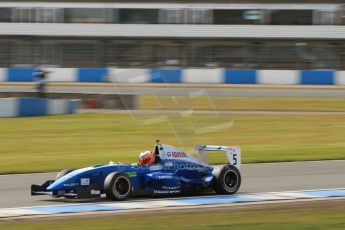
<box><xmin>226</xmin><ymin>147</ymin><xmax>241</xmax><ymax>169</ymax></box>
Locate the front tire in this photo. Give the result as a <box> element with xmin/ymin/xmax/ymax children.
<box><xmin>56</xmin><ymin>169</ymin><xmax>73</xmax><ymax>180</ymax></box>
<box><xmin>212</xmin><ymin>165</ymin><xmax>241</xmax><ymax>194</ymax></box>
<box><xmin>104</xmin><ymin>172</ymin><xmax>132</xmax><ymax>201</ymax></box>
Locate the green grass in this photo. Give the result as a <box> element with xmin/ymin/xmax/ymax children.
<box><xmin>1</xmin><ymin>113</ymin><xmax>345</xmax><ymax>174</ymax></box>
<box><xmin>140</xmin><ymin>96</ymin><xmax>345</xmax><ymax>112</ymax></box>
<box><xmin>1</xmin><ymin>202</ymin><xmax>345</xmax><ymax>230</ymax></box>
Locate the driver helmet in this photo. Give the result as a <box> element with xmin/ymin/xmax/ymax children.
<box><xmin>139</xmin><ymin>151</ymin><xmax>156</xmax><ymax>165</ymax></box>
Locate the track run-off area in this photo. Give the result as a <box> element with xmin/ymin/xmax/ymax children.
<box><xmin>0</xmin><ymin>160</ymin><xmax>344</xmax><ymax>219</ymax></box>
<box><xmin>1</xmin><ymin>83</ymin><xmax>345</xmax><ymax>98</ymax></box>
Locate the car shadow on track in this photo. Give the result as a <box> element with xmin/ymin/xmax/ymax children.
<box><xmin>37</xmin><ymin>192</ymin><xmax>220</xmax><ymax>204</ymax></box>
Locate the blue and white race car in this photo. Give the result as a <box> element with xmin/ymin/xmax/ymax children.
<box><xmin>31</xmin><ymin>141</ymin><xmax>241</xmax><ymax>200</ymax></box>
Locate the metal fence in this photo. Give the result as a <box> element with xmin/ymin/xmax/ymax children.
<box><xmin>0</xmin><ymin>39</ymin><xmax>344</xmax><ymax>70</ymax></box>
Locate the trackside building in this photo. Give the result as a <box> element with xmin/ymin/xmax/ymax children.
<box><xmin>0</xmin><ymin>0</ymin><xmax>345</xmax><ymax>85</ymax></box>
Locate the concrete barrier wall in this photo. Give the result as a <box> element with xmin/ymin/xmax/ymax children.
<box><xmin>150</xmin><ymin>69</ymin><xmax>182</xmax><ymax>83</ymax></box>
<box><xmin>224</xmin><ymin>70</ymin><xmax>256</xmax><ymax>84</ymax></box>
<box><xmin>108</xmin><ymin>68</ymin><xmax>149</xmax><ymax>83</ymax></box>
<box><xmin>0</xmin><ymin>98</ymin><xmax>17</xmax><ymax>117</ymax></box>
<box><xmin>0</xmin><ymin>68</ymin><xmax>6</xmax><ymax>82</ymax></box>
<box><xmin>257</xmin><ymin>70</ymin><xmax>299</xmax><ymax>85</ymax></box>
<box><xmin>46</xmin><ymin>68</ymin><xmax>77</xmax><ymax>82</ymax></box>
<box><xmin>183</xmin><ymin>68</ymin><xmax>223</xmax><ymax>84</ymax></box>
<box><xmin>0</xmin><ymin>98</ymin><xmax>80</xmax><ymax>117</ymax></box>
<box><xmin>300</xmin><ymin>70</ymin><xmax>334</xmax><ymax>85</ymax></box>
<box><xmin>1</xmin><ymin>67</ymin><xmax>345</xmax><ymax>85</ymax></box>
<box><xmin>0</xmin><ymin>92</ymin><xmax>137</xmax><ymax>110</ymax></box>
<box><xmin>336</xmin><ymin>71</ymin><xmax>345</xmax><ymax>85</ymax></box>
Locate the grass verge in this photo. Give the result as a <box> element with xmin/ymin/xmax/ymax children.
<box><xmin>1</xmin><ymin>201</ymin><xmax>345</xmax><ymax>229</ymax></box>
<box><xmin>0</xmin><ymin>113</ymin><xmax>345</xmax><ymax>174</ymax></box>
<box><xmin>140</xmin><ymin>96</ymin><xmax>345</xmax><ymax>112</ymax></box>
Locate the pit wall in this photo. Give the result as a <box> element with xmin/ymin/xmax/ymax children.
<box><xmin>1</xmin><ymin>68</ymin><xmax>345</xmax><ymax>85</ymax></box>
<box><xmin>0</xmin><ymin>98</ymin><xmax>80</xmax><ymax>117</ymax></box>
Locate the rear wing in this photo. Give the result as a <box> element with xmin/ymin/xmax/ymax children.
<box><xmin>195</xmin><ymin>145</ymin><xmax>241</xmax><ymax>169</ymax></box>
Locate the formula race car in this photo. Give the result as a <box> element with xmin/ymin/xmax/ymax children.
<box><xmin>31</xmin><ymin>141</ymin><xmax>241</xmax><ymax>200</ymax></box>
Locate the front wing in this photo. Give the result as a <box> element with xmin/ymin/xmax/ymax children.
<box><xmin>31</xmin><ymin>180</ymin><xmax>102</xmax><ymax>199</ymax></box>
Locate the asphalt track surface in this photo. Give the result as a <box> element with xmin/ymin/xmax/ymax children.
<box><xmin>0</xmin><ymin>160</ymin><xmax>344</xmax><ymax>209</ymax></box>
<box><xmin>1</xmin><ymin>85</ymin><xmax>345</xmax><ymax>98</ymax></box>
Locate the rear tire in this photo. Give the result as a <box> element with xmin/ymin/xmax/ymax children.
<box><xmin>212</xmin><ymin>165</ymin><xmax>241</xmax><ymax>194</ymax></box>
<box><xmin>56</xmin><ymin>169</ymin><xmax>73</xmax><ymax>180</ymax></box>
<box><xmin>104</xmin><ymin>172</ymin><xmax>132</xmax><ymax>201</ymax></box>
